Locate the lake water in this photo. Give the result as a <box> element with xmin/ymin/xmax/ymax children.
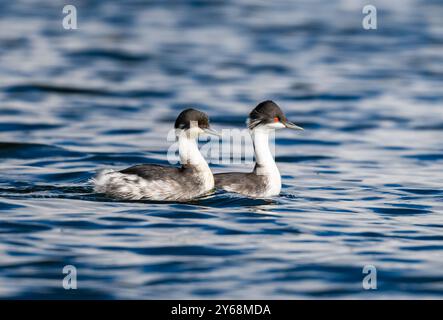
<box><xmin>0</xmin><ymin>0</ymin><xmax>442</xmax><ymax>299</ymax></box>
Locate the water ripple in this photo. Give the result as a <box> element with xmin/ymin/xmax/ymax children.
<box><xmin>0</xmin><ymin>0</ymin><xmax>442</xmax><ymax>299</ymax></box>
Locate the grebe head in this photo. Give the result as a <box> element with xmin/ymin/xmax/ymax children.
<box><xmin>175</xmin><ymin>108</ymin><xmax>219</xmax><ymax>138</ymax></box>
<box><xmin>247</xmin><ymin>100</ymin><xmax>303</xmax><ymax>131</ymax></box>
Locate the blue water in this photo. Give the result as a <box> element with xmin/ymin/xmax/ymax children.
<box><xmin>1</xmin><ymin>0</ymin><xmax>443</xmax><ymax>299</ymax></box>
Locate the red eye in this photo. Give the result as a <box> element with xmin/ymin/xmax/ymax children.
<box><xmin>274</xmin><ymin>117</ymin><xmax>279</xmax><ymax>123</ymax></box>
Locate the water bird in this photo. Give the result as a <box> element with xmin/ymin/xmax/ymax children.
<box><xmin>215</xmin><ymin>100</ymin><xmax>303</xmax><ymax>198</ymax></box>
<box><xmin>93</xmin><ymin>108</ymin><xmax>219</xmax><ymax>201</ymax></box>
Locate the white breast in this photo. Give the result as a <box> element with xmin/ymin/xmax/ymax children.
<box><xmin>256</xmin><ymin>164</ymin><xmax>281</xmax><ymax>197</ymax></box>
<box><xmin>201</xmin><ymin>166</ymin><xmax>215</xmax><ymax>192</ymax></box>
<box><xmin>252</xmin><ymin>128</ymin><xmax>282</xmax><ymax>197</ymax></box>
<box><xmin>265</xmin><ymin>167</ymin><xmax>281</xmax><ymax>196</ymax></box>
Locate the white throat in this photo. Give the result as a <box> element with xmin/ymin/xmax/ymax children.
<box><xmin>178</xmin><ymin>133</ymin><xmax>207</xmax><ymax>168</ymax></box>
<box><xmin>251</xmin><ymin>127</ymin><xmax>281</xmax><ymax>195</ymax></box>
<box><xmin>177</xmin><ymin>131</ymin><xmax>214</xmax><ymax>192</ymax></box>
<box><xmin>251</xmin><ymin>128</ymin><xmax>277</xmax><ymax>170</ymax></box>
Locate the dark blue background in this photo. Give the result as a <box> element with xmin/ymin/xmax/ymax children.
<box><xmin>0</xmin><ymin>0</ymin><xmax>442</xmax><ymax>298</ymax></box>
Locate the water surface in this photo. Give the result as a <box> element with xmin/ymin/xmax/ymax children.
<box><xmin>0</xmin><ymin>0</ymin><xmax>443</xmax><ymax>299</ymax></box>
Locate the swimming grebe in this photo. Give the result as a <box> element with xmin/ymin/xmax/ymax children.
<box><xmin>93</xmin><ymin>108</ymin><xmax>219</xmax><ymax>201</ymax></box>
<box><xmin>214</xmin><ymin>100</ymin><xmax>303</xmax><ymax>198</ymax></box>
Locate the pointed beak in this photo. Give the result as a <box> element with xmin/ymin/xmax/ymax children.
<box><xmin>282</xmin><ymin>120</ymin><xmax>304</xmax><ymax>130</ymax></box>
<box><xmin>202</xmin><ymin>127</ymin><xmax>222</xmax><ymax>137</ymax></box>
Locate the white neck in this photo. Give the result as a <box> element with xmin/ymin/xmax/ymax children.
<box><xmin>178</xmin><ymin>133</ymin><xmax>209</xmax><ymax>170</ymax></box>
<box><xmin>251</xmin><ymin>128</ymin><xmax>277</xmax><ymax>171</ymax></box>
<box><xmin>178</xmin><ymin>132</ymin><xmax>214</xmax><ymax>193</ymax></box>
<box><xmin>251</xmin><ymin>127</ymin><xmax>281</xmax><ymax>195</ymax></box>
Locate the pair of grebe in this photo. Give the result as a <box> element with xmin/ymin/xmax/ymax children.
<box><xmin>93</xmin><ymin>100</ymin><xmax>303</xmax><ymax>201</ymax></box>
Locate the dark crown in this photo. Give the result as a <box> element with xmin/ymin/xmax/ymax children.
<box><xmin>248</xmin><ymin>100</ymin><xmax>286</xmax><ymax>129</ymax></box>
<box><xmin>175</xmin><ymin>108</ymin><xmax>210</xmax><ymax>129</ymax></box>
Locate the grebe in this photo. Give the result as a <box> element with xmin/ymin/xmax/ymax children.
<box><xmin>214</xmin><ymin>100</ymin><xmax>303</xmax><ymax>198</ymax></box>
<box><xmin>93</xmin><ymin>108</ymin><xmax>219</xmax><ymax>201</ymax></box>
